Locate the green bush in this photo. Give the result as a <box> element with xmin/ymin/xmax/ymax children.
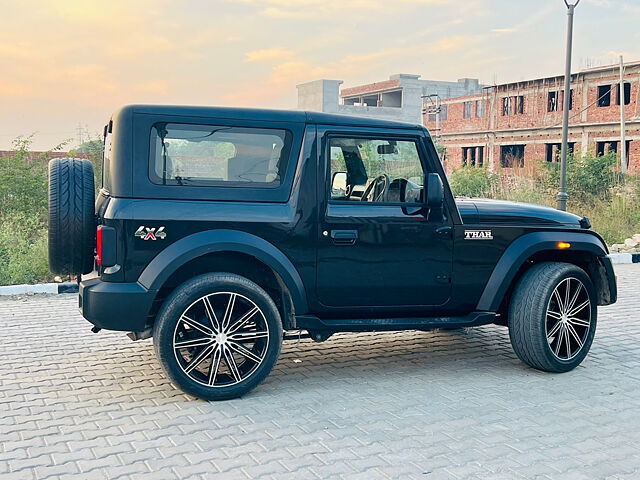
<box><xmin>0</xmin><ymin>136</ymin><xmax>68</xmax><ymax>285</ymax></box>
<box><xmin>542</xmin><ymin>152</ymin><xmax>621</xmax><ymax>203</ymax></box>
<box><xmin>69</xmin><ymin>138</ymin><xmax>104</xmax><ymax>193</ymax></box>
<box><xmin>448</xmin><ymin>166</ymin><xmax>499</xmax><ymax>198</ymax></box>
<box><xmin>567</xmin><ymin>195</ymin><xmax>635</xmax><ymax>245</ymax></box>
<box><xmin>0</xmin><ymin>212</ymin><xmax>51</xmax><ymax>285</ymax></box>
<box><xmin>0</xmin><ymin>134</ymin><xmax>638</xmax><ymax>284</ymax></box>
<box><xmin>494</xmin><ymin>179</ymin><xmax>552</xmax><ymax>206</ymax></box>
<box><xmin>449</xmin><ymin>154</ymin><xmax>640</xmax><ymax>245</ymax></box>
<box><xmin>0</xmin><ymin>137</ymin><xmax>48</xmax><ymax>219</ymax></box>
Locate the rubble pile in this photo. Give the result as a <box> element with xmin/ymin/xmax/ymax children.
<box><xmin>610</xmin><ymin>234</ymin><xmax>640</xmax><ymax>253</ymax></box>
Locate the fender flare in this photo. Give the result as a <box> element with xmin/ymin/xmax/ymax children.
<box><xmin>476</xmin><ymin>231</ymin><xmax>608</xmax><ymax>312</ymax></box>
<box><xmin>138</xmin><ymin>229</ymin><xmax>309</xmax><ymax>314</ymax></box>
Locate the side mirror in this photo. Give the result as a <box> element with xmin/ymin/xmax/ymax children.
<box><xmin>425</xmin><ymin>173</ymin><xmax>444</xmax><ymax>208</ymax></box>
<box><xmin>331</xmin><ymin>172</ymin><xmax>348</xmax><ymax>197</ymax></box>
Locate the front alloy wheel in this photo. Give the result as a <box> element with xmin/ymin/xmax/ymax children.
<box><xmin>509</xmin><ymin>262</ymin><xmax>597</xmax><ymax>373</ymax></box>
<box><xmin>545</xmin><ymin>277</ymin><xmax>591</xmax><ymax>361</ymax></box>
<box><xmin>154</xmin><ymin>273</ymin><xmax>283</xmax><ymax>400</ymax></box>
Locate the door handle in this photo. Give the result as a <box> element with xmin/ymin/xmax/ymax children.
<box><xmin>436</xmin><ymin>226</ymin><xmax>453</xmax><ymax>238</ymax></box>
<box><xmin>330</xmin><ymin>229</ymin><xmax>358</xmax><ymax>245</ymax></box>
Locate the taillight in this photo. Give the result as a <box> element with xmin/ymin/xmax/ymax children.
<box><xmin>96</xmin><ymin>225</ymin><xmax>104</xmax><ymax>267</ymax></box>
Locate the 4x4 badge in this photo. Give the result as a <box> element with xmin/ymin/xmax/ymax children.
<box><xmin>135</xmin><ymin>226</ymin><xmax>166</xmax><ymax>241</ymax></box>
<box><xmin>464</xmin><ymin>229</ymin><xmax>493</xmax><ymax>240</ymax></box>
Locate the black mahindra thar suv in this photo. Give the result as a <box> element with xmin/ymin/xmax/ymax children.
<box><xmin>48</xmin><ymin>105</ymin><xmax>617</xmax><ymax>400</ymax></box>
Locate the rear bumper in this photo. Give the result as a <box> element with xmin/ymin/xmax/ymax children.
<box><xmin>79</xmin><ymin>278</ymin><xmax>156</xmax><ymax>332</ymax></box>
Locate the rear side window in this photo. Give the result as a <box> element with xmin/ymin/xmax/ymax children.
<box><xmin>149</xmin><ymin>123</ymin><xmax>292</xmax><ymax>187</ymax></box>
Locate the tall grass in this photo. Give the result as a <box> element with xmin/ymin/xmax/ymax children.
<box><xmin>0</xmin><ymin>212</ymin><xmax>51</xmax><ymax>285</ymax></box>
<box><xmin>0</xmin><ymin>136</ymin><xmax>70</xmax><ymax>285</ymax></box>
<box><xmin>448</xmin><ymin>152</ymin><xmax>639</xmax><ymax>245</ymax></box>
<box><xmin>0</xmin><ymin>139</ymin><xmax>637</xmax><ymax>285</ymax></box>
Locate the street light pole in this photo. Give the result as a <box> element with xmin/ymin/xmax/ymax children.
<box><xmin>620</xmin><ymin>55</ymin><xmax>627</xmax><ymax>174</ymax></box>
<box><xmin>557</xmin><ymin>0</ymin><xmax>580</xmax><ymax>211</ymax></box>
<box><xmin>422</xmin><ymin>94</ymin><xmax>442</xmax><ymax>142</ymax></box>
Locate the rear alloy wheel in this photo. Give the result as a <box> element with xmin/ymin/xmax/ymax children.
<box><xmin>173</xmin><ymin>292</ymin><xmax>270</xmax><ymax>388</ymax></box>
<box><xmin>508</xmin><ymin>262</ymin><xmax>597</xmax><ymax>373</ymax></box>
<box><xmin>154</xmin><ymin>273</ymin><xmax>282</xmax><ymax>400</ymax></box>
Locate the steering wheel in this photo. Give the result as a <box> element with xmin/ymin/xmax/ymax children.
<box><xmin>360</xmin><ymin>174</ymin><xmax>389</xmax><ymax>202</ymax></box>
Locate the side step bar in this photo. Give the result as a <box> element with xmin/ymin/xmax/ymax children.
<box><xmin>295</xmin><ymin>311</ymin><xmax>496</xmax><ymax>333</ymax></box>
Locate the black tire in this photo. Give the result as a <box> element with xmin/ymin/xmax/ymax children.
<box><xmin>153</xmin><ymin>273</ymin><xmax>283</xmax><ymax>401</ymax></box>
<box><xmin>48</xmin><ymin>158</ymin><xmax>95</xmax><ymax>274</ymax></box>
<box><xmin>508</xmin><ymin>262</ymin><xmax>597</xmax><ymax>373</ymax></box>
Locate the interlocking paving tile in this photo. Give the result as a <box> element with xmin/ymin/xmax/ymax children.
<box><xmin>1</xmin><ymin>264</ymin><xmax>639</xmax><ymax>479</ymax></box>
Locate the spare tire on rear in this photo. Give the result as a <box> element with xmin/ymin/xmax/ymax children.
<box><xmin>48</xmin><ymin>158</ymin><xmax>96</xmax><ymax>275</ymax></box>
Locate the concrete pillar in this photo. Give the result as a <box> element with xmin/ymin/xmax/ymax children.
<box><xmin>488</xmin><ymin>133</ymin><xmax>497</xmax><ymax>170</ymax></box>
<box><xmin>581</xmin><ymin>127</ymin><xmax>589</xmax><ymax>157</ymax></box>
<box><xmin>296</xmin><ymin>79</ymin><xmax>343</xmax><ymax>113</ymax></box>
<box><xmin>581</xmin><ymin>78</ymin><xmax>589</xmax><ymax>123</ymax></box>
<box><xmin>393</xmin><ymin>74</ymin><xmax>424</xmax><ymax>124</ymax></box>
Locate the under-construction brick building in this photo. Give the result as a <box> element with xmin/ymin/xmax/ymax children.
<box><xmin>423</xmin><ymin>61</ymin><xmax>640</xmax><ymax>172</ymax></box>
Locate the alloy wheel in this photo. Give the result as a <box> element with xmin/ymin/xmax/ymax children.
<box><xmin>545</xmin><ymin>277</ymin><xmax>591</xmax><ymax>361</ymax></box>
<box><xmin>172</xmin><ymin>292</ymin><xmax>270</xmax><ymax>387</ymax></box>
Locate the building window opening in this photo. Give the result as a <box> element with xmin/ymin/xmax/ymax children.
<box><xmin>596</xmin><ymin>141</ymin><xmax>617</xmax><ymax>156</ymax></box>
<box><xmin>463</xmin><ymin>101</ymin><xmax>473</xmax><ymax>119</ymax></box>
<box><xmin>616</xmin><ymin>82</ymin><xmax>631</xmax><ymax>106</ymax></box>
<box><xmin>515</xmin><ymin>96</ymin><xmax>524</xmax><ymax>114</ymax></box>
<box><xmin>477</xmin><ymin>146</ymin><xmax>484</xmax><ymax>167</ymax></box>
<box><xmin>548</xmin><ymin>92</ymin><xmax>559</xmax><ymax>112</ymax></box>
<box><xmin>475</xmin><ymin>100</ymin><xmax>485</xmax><ymax>118</ymax></box>
<box><xmin>545</xmin><ymin>143</ymin><xmax>575</xmax><ymax>162</ymax></box>
<box><xmin>462</xmin><ymin>147</ymin><xmax>474</xmax><ymax>166</ymax></box>
<box><xmin>502</xmin><ymin>97</ymin><xmax>512</xmax><ymax>116</ymax></box>
<box><xmin>596</xmin><ymin>140</ymin><xmax>630</xmax><ymax>160</ymax></box>
<box><xmin>565</xmin><ymin>89</ymin><xmax>574</xmax><ymax>110</ymax></box>
<box><xmin>380</xmin><ymin>90</ymin><xmax>402</xmax><ymax>107</ymax></box>
<box><xmin>426</xmin><ymin>103</ymin><xmax>447</xmax><ymax>122</ymax></box>
<box><xmin>598</xmin><ymin>85</ymin><xmax>612</xmax><ymax>107</ymax></box>
<box><xmin>362</xmin><ymin>94</ymin><xmax>379</xmax><ymax>107</ymax></box>
<box><xmin>462</xmin><ymin>146</ymin><xmax>485</xmax><ymax>167</ymax></box>
<box><xmin>500</xmin><ymin>145</ymin><xmax>525</xmax><ymax>168</ymax></box>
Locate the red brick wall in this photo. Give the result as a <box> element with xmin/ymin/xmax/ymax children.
<box><xmin>0</xmin><ymin>151</ymin><xmax>91</xmax><ymax>164</ymax></box>
<box><xmin>341</xmin><ymin>79</ymin><xmax>400</xmax><ymax>97</ymax></box>
<box><xmin>427</xmin><ymin>64</ymin><xmax>640</xmax><ymax>174</ymax></box>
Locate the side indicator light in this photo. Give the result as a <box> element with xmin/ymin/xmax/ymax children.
<box><xmin>557</xmin><ymin>242</ymin><xmax>571</xmax><ymax>249</ymax></box>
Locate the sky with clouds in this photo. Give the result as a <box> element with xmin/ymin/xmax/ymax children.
<box><xmin>1</xmin><ymin>0</ymin><xmax>638</xmax><ymax>149</ymax></box>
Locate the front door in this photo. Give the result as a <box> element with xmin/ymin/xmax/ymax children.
<box><xmin>316</xmin><ymin>128</ymin><xmax>453</xmax><ymax>310</ymax></box>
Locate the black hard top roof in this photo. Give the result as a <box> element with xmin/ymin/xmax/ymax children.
<box><xmin>116</xmin><ymin>104</ymin><xmax>423</xmax><ymax>130</ymax></box>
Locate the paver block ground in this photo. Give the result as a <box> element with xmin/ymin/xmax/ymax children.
<box><xmin>1</xmin><ymin>265</ymin><xmax>639</xmax><ymax>479</ymax></box>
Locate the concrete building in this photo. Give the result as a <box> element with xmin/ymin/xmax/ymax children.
<box><xmin>424</xmin><ymin>61</ymin><xmax>640</xmax><ymax>172</ymax></box>
<box><xmin>297</xmin><ymin>74</ymin><xmax>485</xmax><ymax>125</ymax></box>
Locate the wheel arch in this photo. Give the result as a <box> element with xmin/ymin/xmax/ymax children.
<box><xmin>138</xmin><ymin>229</ymin><xmax>308</xmax><ymax>326</ymax></box>
<box><xmin>477</xmin><ymin>231</ymin><xmax>612</xmax><ymax>313</ymax></box>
